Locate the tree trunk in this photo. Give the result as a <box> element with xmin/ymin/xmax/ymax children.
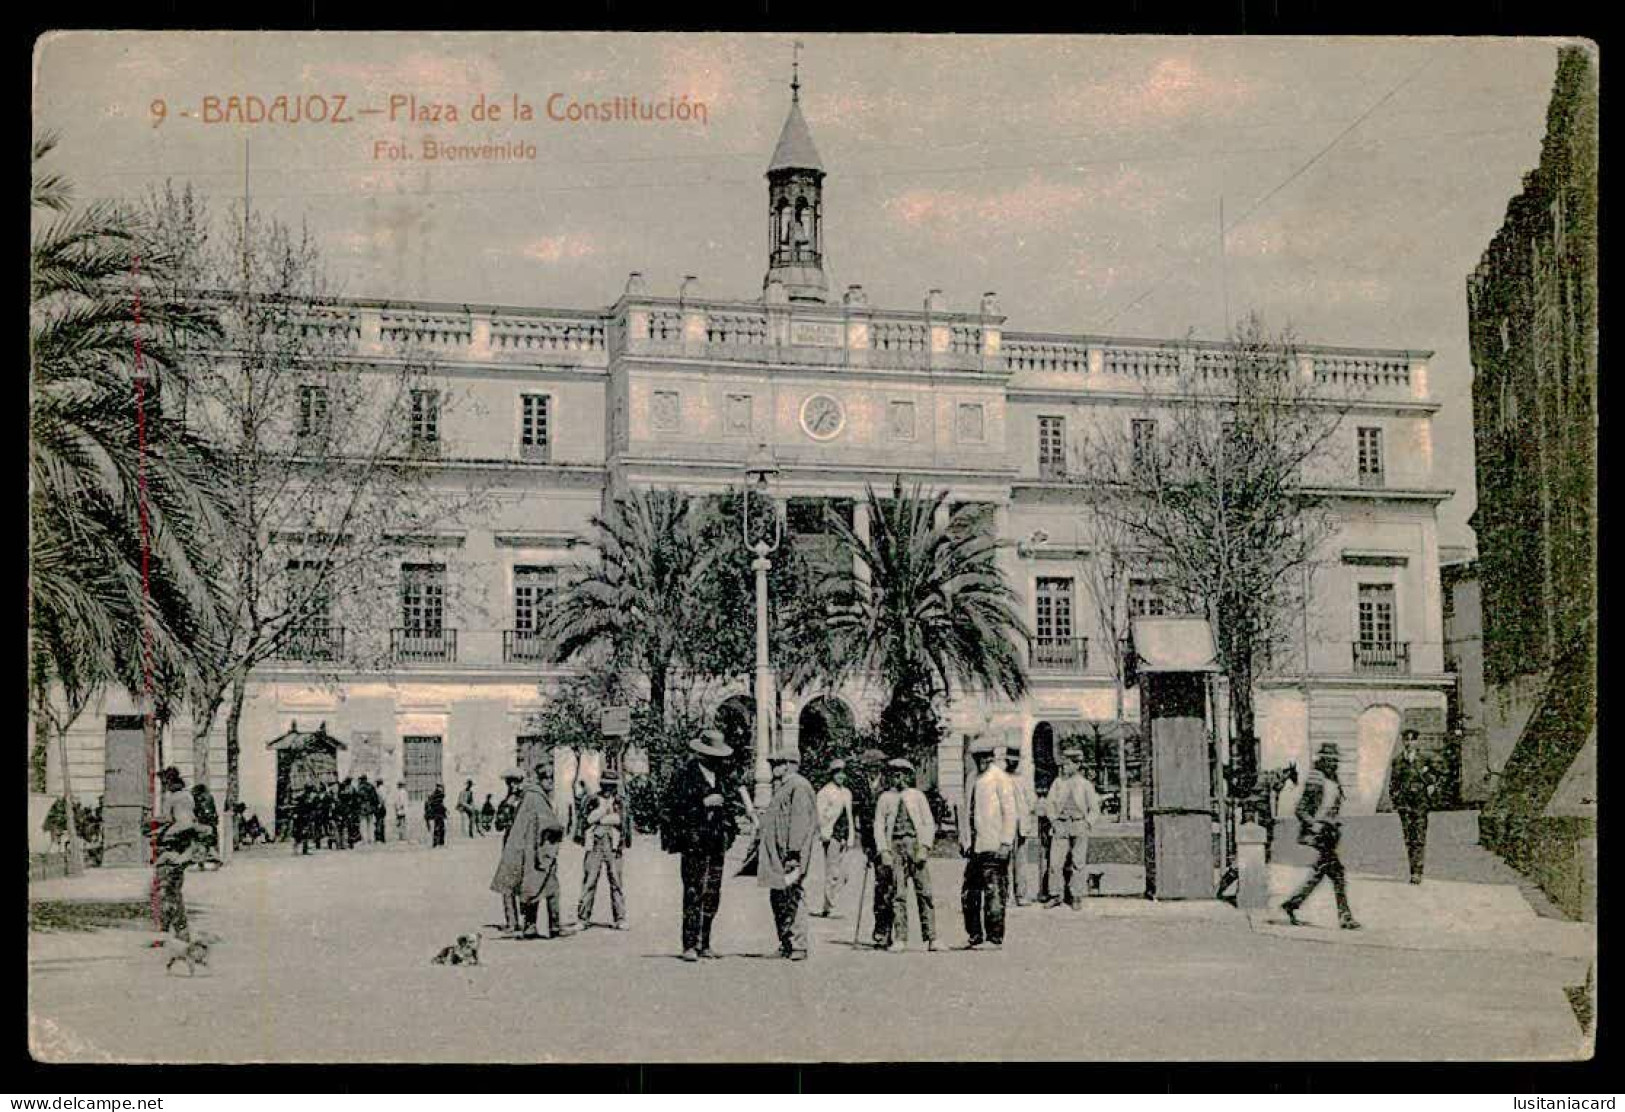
<box><xmin>1115</xmin><ymin>674</ymin><xmax>1129</xmax><ymax>822</ymax></box>
<box><xmin>648</xmin><ymin>660</ymin><xmax>667</xmax><ymax>726</ymax></box>
<box><xmin>225</xmin><ymin>672</ymin><xmax>248</xmax><ymax>812</ymax></box>
<box><xmin>48</xmin><ymin>706</ymin><xmax>85</xmax><ymax>876</ymax></box>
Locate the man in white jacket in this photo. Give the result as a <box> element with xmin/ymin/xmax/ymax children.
<box><xmin>875</xmin><ymin>758</ymin><xmax>938</xmax><ymax>952</ymax></box>
<box><xmin>814</xmin><ymin>759</ymin><xmax>856</xmax><ymax>918</ymax></box>
<box><xmin>960</xmin><ymin>736</ymin><xmax>1017</xmax><ymax>949</ymax></box>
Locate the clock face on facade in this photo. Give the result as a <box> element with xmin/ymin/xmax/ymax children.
<box><xmin>799</xmin><ymin>394</ymin><xmax>846</xmax><ymax>441</ymax></box>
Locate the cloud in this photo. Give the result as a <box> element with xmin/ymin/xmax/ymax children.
<box><xmin>488</xmin><ymin>233</ymin><xmax>599</xmax><ymax>263</ymax></box>
<box><xmin>884</xmin><ymin>167</ymin><xmax>1168</xmax><ymax>241</ymax></box>
<box><xmin>1055</xmin><ymin>53</ymin><xmax>1263</xmax><ymax>131</ymax></box>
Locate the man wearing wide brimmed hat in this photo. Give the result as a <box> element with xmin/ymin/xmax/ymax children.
<box><xmin>1281</xmin><ymin>742</ymin><xmax>1360</xmax><ymax>930</ymax></box>
<box><xmin>666</xmin><ymin>729</ymin><xmax>741</xmax><ymax>961</ymax></box>
<box><xmin>875</xmin><ymin>758</ymin><xmax>938</xmax><ymax>952</ymax></box>
<box><xmin>960</xmin><ymin>737</ymin><xmax>1017</xmax><ymax>949</ymax></box>
<box><xmin>814</xmin><ymin>758</ymin><xmax>856</xmax><ymax>918</ymax></box>
<box><xmin>760</xmin><ymin>743</ymin><xmax>818</xmax><ymax>960</ymax></box>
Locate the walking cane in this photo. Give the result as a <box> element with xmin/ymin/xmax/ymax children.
<box><xmin>852</xmin><ymin>856</ymin><xmax>872</xmax><ymax>948</ymax></box>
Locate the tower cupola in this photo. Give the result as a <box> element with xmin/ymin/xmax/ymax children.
<box><xmin>764</xmin><ymin>48</ymin><xmax>829</xmax><ymax>303</ymax></box>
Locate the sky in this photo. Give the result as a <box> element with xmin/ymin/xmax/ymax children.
<box><xmin>33</xmin><ymin>32</ymin><xmax>1574</xmax><ymax>552</ymax></box>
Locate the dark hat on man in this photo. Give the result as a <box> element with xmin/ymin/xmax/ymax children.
<box><xmin>1316</xmin><ymin>742</ymin><xmax>1341</xmax><ymax>762</ymax></box>
<box><xmin>690</xmin><ymin>729</ymin><xmax>733</xmax><ymax>758</ymax></box>
<box><xmin>1401</xmin><ymin>728</ymin><xmax>1421</xmax><ymax>740</ymax></box>
<box><xmin>501</xmin><ymin>768</ymin><xmax>525</xmax><ymax>783</ymax></box>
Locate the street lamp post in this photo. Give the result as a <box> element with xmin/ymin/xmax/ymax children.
<box><xmin>742</xmin><ymin>444</ymin><xmax>782</xmax><ymax>810</ymax></box>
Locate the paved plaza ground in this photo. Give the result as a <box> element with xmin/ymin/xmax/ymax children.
<box><xmin>28</xmin><ymin>814</ymin><xmax>1594</xmax><ymax>1064</ymax></box>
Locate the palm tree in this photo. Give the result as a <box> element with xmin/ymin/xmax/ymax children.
<box><xmin>816</xmin><ymin>480</ymin><xmax>1031</xmax><ymax>756</ymax></box>
<box><xmin>544</xmin><ymin>488</ymin><xmax>714</xmax><ymax>724</ymax></box>
<box><xmin>30</xmin><ymin>133</ymin><xmax>228</xmax><ymax>869</ymax></box>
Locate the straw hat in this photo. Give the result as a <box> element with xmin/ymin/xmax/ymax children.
<box><xmin>689</xmin><ymin>729</ymin><xmax>733</xmax><ymax>758</ymax></box>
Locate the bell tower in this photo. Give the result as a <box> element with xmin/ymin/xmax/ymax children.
<box><xmin>764</xmin><ymin>47</ymin><xmax>829</xmax><ymax>303</ymax></box>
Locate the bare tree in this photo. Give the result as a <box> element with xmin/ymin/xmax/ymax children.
<box><xmin>1075</xmin><ymin>509</ymin><xmax>1139</xmax><ymax>819</ymax></box>
<box><xmin>1076</xmin><ymin>313</ymin><xmax>1352</xmax><ymax>798</ymax></box>
<box><xmin>142</xmin><ymin>184</ymin><xmax>491</xmax><ymax>823</ymax></box>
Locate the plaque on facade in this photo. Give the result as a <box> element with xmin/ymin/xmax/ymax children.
<box><xmin>956</xmin><ymin>402</ymin><xmax>985</xmax><ymax>443</ymax></box>
<box><xmin>890</xmin><ymin>399</ymin><xmax>917</xmax><ymax>441</ymax></box>
<box><xmin>725</xmin><ymin>393</ymin><xmax>753</xmax><ymax>435</ymax></box>
<box><xmin>790</xmin><ymin>319</ymin><xmax>844</xmax><ymax>348</ymax></box>
<box><xmin>651</xmin><ymin>390</ymin><xmax>680</xmax><ymax>432</ymax></box>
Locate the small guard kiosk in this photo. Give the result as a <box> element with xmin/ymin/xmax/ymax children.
<box><xmin>267</xmin><ymin>720</ymin><xmax>346</xmax><ymax>840</ymax></box>
<box><xmin>1130</xmin><ymin>616</ymin><xmax>1223</xmax><ymax>900</ymax></box>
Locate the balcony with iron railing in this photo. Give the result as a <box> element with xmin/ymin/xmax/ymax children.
<box><xmin>274</xmin><ymin>625</ymin><xmax>345</xmax><ymax>662</ymax></box>
<box><xmin>1352</xmin><ymin>640</ymin><xmax>1410</xmax><ymax>675</ymax></box>
<box><xmin>392</xmin><ymin>627</ymin><xmax>457</xmax><ymax>663</ymax></box>
<box><xmin>1032</xmin><ymin>635</ymin><xmax>1090</xmax><ymax>673</ymax></box>
<box><xmin>503</xmin><ymin>629</ymin><xmax>555</xmax><ymax>664</ymax></box>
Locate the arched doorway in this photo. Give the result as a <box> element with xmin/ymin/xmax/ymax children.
<box><xmin>1351</xmin><ymin>704</ymin><xmax>1402</xmax><ymax>815</ymax></box>
<box><xmin>1032</xmin><ymin>722</ymin><xmax>1059</xmax><ymax>796</ymax></box>
<box><xmin>798</xmin><ymin>696</ymin><xmax>856</xmax><ymax>784</ymax></box>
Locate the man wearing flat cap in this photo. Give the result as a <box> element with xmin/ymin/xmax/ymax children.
<box><xmin>875</xmin><ymin>758</ymin><xmax>938</xmax><ymax>952</ymax></box>
<box><xmin>814</xmin><ymin>758</ymin><xmax>856</xmax><ymax>917</ymax></box>
<box><xmin>760</xmin><ymin>744</ymin><xmax>818</xmax><ymax>960</ymax></box>
<box><xmin>1044</xmin><ymin>746</ymin><xmax>1102</xmax><ymax>908</ymax></box>
<box><xmin>851</xmin><ymin>748</ymin><xmax>895</xmax><ymax>946</ymax></box>
<box><xmin>666</xmin><ymin>729</ymin><xmax>740</xmax><ymax>961</ymax></box>
<box><xmin>960</xmin><ymin>736</ymin><xmax>1017</xmax><ymax>948</ymax></box>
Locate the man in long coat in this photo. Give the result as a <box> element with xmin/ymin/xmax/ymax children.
<box><xmin>1389</xmin><ymin>729</ymin><xmax>1437</xmax><ymax>884</ymax></box>
<box><xmin>759</xmin><ymin>746</ymin><xmax>818</xmax><ymax>960</ymax></box>
<box><xmin>488</xmin><ymin>768</ymin><xmax>531</xmax><ymax>934</ymax></box>
<box><xmin>492</xmin><ymin>764</ymin><xmax>571</xmax><ymax>938</ymax></box>
<box><xmin>665</xmin><ymin>730</ymin><xmax>739</xmax><ymax>961</ymax></box>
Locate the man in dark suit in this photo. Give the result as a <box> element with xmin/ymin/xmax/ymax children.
<box><xmin>1389</xmin><ymin>729</ymin><xmax>1438</xmax><ymax>884</ymax></box>
<box><xmin>665</xmin><ymin>730</ymin><xmax>740</xmax><ymax>962</ymax></box>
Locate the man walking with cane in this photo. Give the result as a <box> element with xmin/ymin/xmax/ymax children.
<box><xmin>760</xmin><ymin>743</ymin><xmax>818</xmax><ymax>960</ymax></box>
<box><xmin>814</xmin><ymin>759</ymin><xmax>855</xmax><ymax>918</ymax></box>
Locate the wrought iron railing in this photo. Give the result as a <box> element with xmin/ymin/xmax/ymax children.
<box><xmin>1352</xmin><ymin>640</ymin><xmax>1409</xmax><ymax>674</ymax></box>
<box><xmin>392</xmin><ymin>627</ymin><xmax>457</xmax><ymax>663</ymax></box>
<box><xmin>503</xmin><ymin>629</ymin><xmax>554</xmax><ymax>663</ymax></box>
<box><xmin>275</xmin><ymin>626</ymin><xmax>344</xmax><ymax>662</ymax></box>
<box><xmin>1033</xmin><ymin>636</ymin><xmax>1090</xmax><ymax>672</ymax></box>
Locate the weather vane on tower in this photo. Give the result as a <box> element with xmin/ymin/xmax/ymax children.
<box><xmin>792</xmin><ymin>40</ymin><xmax>803</xmax><ymax>101</ymax></box>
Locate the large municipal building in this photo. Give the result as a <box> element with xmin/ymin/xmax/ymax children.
<box><xmin>47</xmin><ymin>75</ymin><xmax>1454</xmax><ymax>842</ymax></box>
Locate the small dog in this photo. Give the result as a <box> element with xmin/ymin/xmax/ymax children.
<box><xmin>155</xmin><ymin>931</ymin><xmax>218</xmax><ymax>976</ymax></box>
<box><xmin>431</xmin><ymin>932</ymin><xmax>483</xmax><ymax>966</ymax></box>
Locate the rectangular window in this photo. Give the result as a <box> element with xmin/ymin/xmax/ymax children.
<box><xmin>1357</xmin><ymin>426</ymin><xmax>1384</xmax><ymax>487</ymax></box>
<box><xmin>1357</xmin><ymin>583</ymin><xmax>1396</xmax><ymax>647</ymax></box>
<box><xmin>1034</xmin><ymin>577</ymin><xmax>1079</xmax><ymax>669</ymax></box>
<box><xmin>521</xmin><ymin>394</ymin><xmax>551</xmax><ymax>460</ymax></box>
<box><xmin>1038</xmin><ymin>416</ymin><xmax>1066</xmax><ymax>477</ymax></box>
<box><xmin>283</xmin><ymin>560</ymin><xmax>336</xmax><ymax>660</ymax></box>
<box><xmin>402</xmin><ymin>736</ymin><xmax>443</xmax><ymax>803</ymax></box>
<box><xmin>400</xmin><ymin>563</ymin><xmax>445</xmax><ymax>635</ymax></box>
<box><xmin>410</xmin><ymin>389</ymin><xmax>440</xmax><ymax>447</ymax></box>
<box><xmin>298</xmin><ymin>384</ymin><xmax>329</xmax><ymax>440</ymax></box>
<box><xmin>1131</xmin><ymin>419</ymin><xmax>1158</xmax><ymax>471</ymax></box>
<box><xmin>513</xmin><ymin>566</ymin><xmax>558</xmax><ymax>633</ymax></box>
<box><xmin>725</xmin><ymin>394</ymin><xmax>753</xmax><ymax>436</ymax></box>
<box><xmin>1129</xmin><ymin>578</ymin><xmax>1170</xmax><ymax>619</ymax></box>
